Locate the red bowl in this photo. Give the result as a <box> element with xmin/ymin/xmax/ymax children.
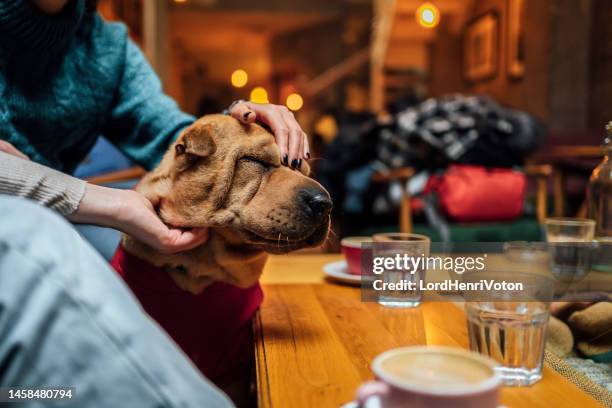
<box><xmin>341</xmin><ymin>236</ymin><xmax>373</xmax><ymax>275</ymax></box>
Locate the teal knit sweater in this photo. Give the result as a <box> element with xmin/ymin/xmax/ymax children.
<box><xmin>0</xmin><ymin>0</ymin><xmax>195</xmax><ymax>173</ymax></box>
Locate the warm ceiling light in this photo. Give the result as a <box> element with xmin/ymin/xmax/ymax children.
<box><xmin>416</xmin><ymin>2</ymin><xmax>440</xmax><ymax>28</ymax></box>
<box><xmin>174</xmin><ymin>0</ymin><xmax>188</xmax><ymax>3</ymax></box>
<box><xmin>286</xmin><ymin>93</ymin><xmax>304</xmax><ymax>111</ymax></box>
<box><xmin>231</xmin><ymin>69</ymin><xmax>248</xmax><ymax>88</ymax></box>
<box><xmin>250</xmin><ymin>87</ymin><xmax>269</xmax><ymax>104</ymax></box>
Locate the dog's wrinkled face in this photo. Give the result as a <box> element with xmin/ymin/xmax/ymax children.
<box><xmin>148</xmin><ymin>114</ymin><xmax>331</xmax><ymax>254</ymax></box>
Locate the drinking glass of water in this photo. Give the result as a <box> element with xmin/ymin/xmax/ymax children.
<box><xmin>464</xmin><ymin>271</ymin><xmax>554</xmax><ymax>386</ymax></box>
<box><xmin>372</xmin><ymin>233</ymin><xmax>430</xmax><ymax>308</ymax></box>
<box><xmin>545</xmin><ymin>218</ymin><xmax>595</xmax><ymax>283</ymax></box>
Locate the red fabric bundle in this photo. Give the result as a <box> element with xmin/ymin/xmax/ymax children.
<box><xmin>426</xmin><ymin>165</ymin><xmax>526</xmax><ymax>222</ymax></box>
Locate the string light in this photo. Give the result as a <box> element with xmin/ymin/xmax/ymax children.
<box><xmin>250</xmin><ymin>87</ymin><xmax>269</xmax><ymax>104</ymax></box>
<box><xmin>286</xmin><ymin>93</ymin><xmax>304</xmax><ymax>111</ymax></box>
<box><xmin>416</xmin><ymin>2</ymin><xmax>440</xmax><ymax>28</ymax></box>
<box><xmin>231</xmin><ymin>69</ymin><xmax>248</xmax><ymax>88</ymax></box>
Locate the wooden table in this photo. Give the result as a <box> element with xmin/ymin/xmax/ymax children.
<box><xmin>255</xmin><ymin>254</ymin><xmax>604</xmax><ymax>408</ymax></box>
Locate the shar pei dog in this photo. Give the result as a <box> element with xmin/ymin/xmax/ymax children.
<box><xmin>111</xmin><ymin>114</ymin><xmax>331</xmax><ymax>396</ymax></box>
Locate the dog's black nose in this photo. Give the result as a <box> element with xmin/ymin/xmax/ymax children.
<box><xmin>301</xmin><ymin>188</ymin><xmax>333</xmax><ymax>217</ymax></box>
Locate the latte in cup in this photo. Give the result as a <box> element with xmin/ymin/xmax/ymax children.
<box><xmin>380</xmin><ymin>351</ymin><xmax>494</xmax><ymax>388</ymax></box>
<box><xmin>357</xmin><ymin>346</ymin><xmax>501</xmax><ymax>408</ymax></box>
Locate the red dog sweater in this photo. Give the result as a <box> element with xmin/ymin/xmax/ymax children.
<box><xmin>111</xmin><ymin>246</ymin><xmax>263</xmax><ymax>386</ymax></box>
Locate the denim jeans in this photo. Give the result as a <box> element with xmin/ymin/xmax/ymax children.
<box><xmin>0</xmin><ymin>196</ymin><xmax>233</xmax><ymax>407</ymax></box>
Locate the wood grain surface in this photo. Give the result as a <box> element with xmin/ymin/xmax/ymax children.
<box><xmin>255</xmin><ymin>255</ymin><xmax>604</xmax><ymax>408</ymax></box>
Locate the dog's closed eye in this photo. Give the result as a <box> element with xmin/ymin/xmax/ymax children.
<box><xmin>239</xmin><ymin>156</ymin><xmax>271</xmax><ymax>169</ymax></box>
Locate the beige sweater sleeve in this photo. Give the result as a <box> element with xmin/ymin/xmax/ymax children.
<box><xmin>0</xmin><ymin>152</ymin><xmax>86</xmax><ymax>215</ymax></box>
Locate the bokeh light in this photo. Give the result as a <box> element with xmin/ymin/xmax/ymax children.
<box><xmin>285</xmin><ymin>93</ymin><xmax>304</xmax><ymax>111</ymax></box>
<box><xmin>250</xmin><ymin>87</ymin><xmax>269</xmax><ymax>104</ymax></box>
<box><xmin>231</xmin><ymin>69</ymin><xmax>248</xmax><ymax>88</ymax></box>
<box><xmin>416</xmin><ymin>2</ymin><xmax>440</xmax><ymax>28</ymax></box>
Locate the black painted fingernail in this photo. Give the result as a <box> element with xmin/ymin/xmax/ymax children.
<box><xmin>243</xmin><ymin>111</ymin><xmax>252</xmax><ymax>121</ymax></box>
<box><xmin>282</xmin><ymin>154</ymin><xmax>288</xmax><ymax>165</ymax></box>
<box><xmin>291</xmin><ymin>158</ymin><xmax>299</xmax><ymax>168</ymax></box>
<box><xmin>305</xmin><ymin>152</ymin><xmax>311</xmax><ymax>159</ymax></box>
<box><xmin>298</xmin><ymin>159</ymin><xmax>302</xmax><ymax>168</ymax></box>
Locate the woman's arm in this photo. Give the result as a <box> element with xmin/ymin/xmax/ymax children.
<box><xmin>0</xmin><ymin>149</ymin><xmax>207</xmax><ymax>254</ymax></box>
<box><xmin>0</xmin><ymin>149</ymin><xmax>85</xmax><ymax>215</ymax></box>
<box><xmin>102</xmin><ymin>38</ymin><xmax>195</xmax><ymax>170</ymax></box>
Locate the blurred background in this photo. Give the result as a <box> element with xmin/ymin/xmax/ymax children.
<box><xmin>80</xmin><ymin>0</ymin><xmax>612</xmax><ymax>256</ymax></box>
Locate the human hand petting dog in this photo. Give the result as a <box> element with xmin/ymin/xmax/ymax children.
<box><xmin>229</xmin><ymin>101</ymin><xmax>310</xmax><ymax>168</ymax></box>
<box><xmin>0</xmin><ymin>140</ymin><xmax>200</xmax><ymax>254</ymax></box>
<box><xmin>70</xmin><ymin>184</ymin><xmax>209</xmax><ymax>254</ymax></box>
<box><xmin>69</xmin><ymin>106</ymin><xmax>308</xmax><ymax>253</ymax></box>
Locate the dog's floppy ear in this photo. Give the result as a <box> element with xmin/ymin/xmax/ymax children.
<box><xmin>175</xmin><ymin>123</ymin><xmax>217</xmax><ymax>158</ymax></box>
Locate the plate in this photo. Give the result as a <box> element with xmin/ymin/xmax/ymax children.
<box><xmin>323</xmin><ymin>260</ymin><xmax>363</xmax><ymax>286</ymax></box>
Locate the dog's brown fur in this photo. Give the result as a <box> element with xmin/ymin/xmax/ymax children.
<box><xmin>122</xmin><ymin>115</ymin><xmax>331</xmax><ymax>294</ymax></box>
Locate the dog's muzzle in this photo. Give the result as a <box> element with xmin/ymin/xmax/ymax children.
<box><xmin>243</xmin><ymin>186</ymin><xmax>332</xmax><ymax>254</ymax></box>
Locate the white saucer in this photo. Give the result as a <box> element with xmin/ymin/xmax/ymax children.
<box><xmin>323</xmin><ymin>260</ymin><xmax>363</xmax><ymax>286</ymax></box>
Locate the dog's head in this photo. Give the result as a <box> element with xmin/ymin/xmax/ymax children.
<box><xmin>143</xmin><ymin>114</ymin><xmax>331</xmax><ymax>254</ymax></box>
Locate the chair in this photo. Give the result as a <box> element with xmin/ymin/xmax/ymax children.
<box><xmin>85</xmin><ymin>166</ymin><xmax>145</xmax><ymax>185</ymax></box>
<box><xmin>530</xmin><ymin>145</ymin><xmax>603</xmax><ymax>217</ymax></box>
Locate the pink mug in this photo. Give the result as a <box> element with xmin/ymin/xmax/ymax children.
<box><xmin>357</xmin><ymin>346</ymin><xmax>501</xmax><ymax>408</ymax></box>
<box><xmin>340</xmin><ymin>236</ymin><xmax>373</xmax><ymax>275</ymax></box>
